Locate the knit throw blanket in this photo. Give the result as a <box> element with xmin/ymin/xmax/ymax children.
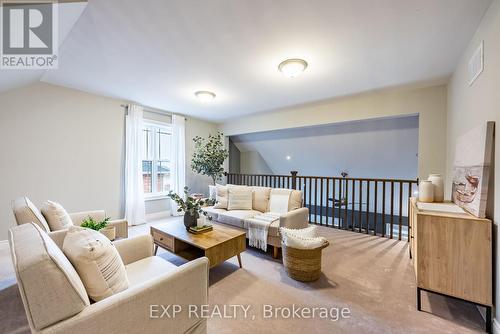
<box><xmin>247</xmin><ymin>213</ymin><xmax>281</xmax><ymax>252</ymax></box>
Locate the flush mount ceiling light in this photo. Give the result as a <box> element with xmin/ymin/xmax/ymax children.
<box><xmin>278</xmin><ymin>58</ymin><xmax>308</xmax><ymax>78</ymax></box>
<box><xmin>194</xmin><ymin>90</ymin><xmax>216</xmax><ymax>102</ymax></box>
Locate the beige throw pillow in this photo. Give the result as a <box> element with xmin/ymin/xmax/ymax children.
<box><xmin>227</xmin><ymin>186</ymin><xmax>253</xmax><ymax>211</ymax></box>
<box><xmin>252</xmin><ymin>187</ymin><xmax>271</xmax><ymax>212</ymax></box>
<box><xmin>12</xmin><ymin>197</ymin><xmax>50</xmax><ymax>232</ymax></box>
<box><xmin>41</xmin><ymin>200</ymin><xmax>73</xmax><ymax>231</ymax></box>
<box><xmin>213</xmin><ymin>184</ymin><xmax>228</xmax><ymax>209</ymax></box>
<box><xmin>62</xmin><ymin>226</ymin><xmax>129</xmax><ymax>302</ymax></box>
<box><xmin>288</xmin><ymin>190</ymin><xmax>303</xmax><ymax>211</ymax></box>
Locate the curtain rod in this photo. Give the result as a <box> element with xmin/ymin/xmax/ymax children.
<box><xmin>120</xmin><ymin>104</ymin><xmax>187</xmax><ymax>121</ymax></box>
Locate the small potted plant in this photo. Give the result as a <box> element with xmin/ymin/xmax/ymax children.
<box><xmin>168</xmin><ymin>186</ymin><xmax>210</xmax><ymax>230</ymax></box>
<box><xmin>80</xmin><ymin>216</ymin><xmax>115</xmax><ymax>240</ymax></box>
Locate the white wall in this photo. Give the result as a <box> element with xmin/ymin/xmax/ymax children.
<box><xmin>186</xmin><ymin>117</ymin><xmax>220</xmax><ymax>191</ymax></box>
<box><xmin>220</xmin><ymin>84</ymin><xmax>447</xmax><ymax>180</ymax></box>
<box><xmin>446</xmin><ymin>0</ymin><xmax>500</xmax><ymax>328</ymax></box>
<box><xmin>0</xmin><ymin>83</ymin><xmax>218</xmax><ymax>240</ymax></box>
<box><xmin>240</xmin><ymin>151</ymin><xmax>274</xmax><ymax>175</ymax></box>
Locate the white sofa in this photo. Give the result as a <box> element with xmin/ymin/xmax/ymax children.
<box><xmin>12</xmin><ymin>196</ymin><xmax>128</xmax><ymax>239</ymax></box>
<box><xmin>9</xmin><ymin>223</ymin><xmax>209</xmax><ymax>334</ymax></box>
<box><xmin>204</xmin><ymin>185</ymin><xmax>309</xmax><ymax>258</ymax></box>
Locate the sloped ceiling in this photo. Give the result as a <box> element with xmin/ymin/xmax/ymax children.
<box><xmin>0</xmin><ymin>2</ymin><xmax>88</xmax><ymax>92</ymax></box>
<box><xmin>1</xmin><ymin>0</ymin><xmax>492</xmax><ymax>121</ymax></box>
<box><xmin>231</xmin><ymin>116</ymin><xmax>419</xmax><ymax>179</ymax></box>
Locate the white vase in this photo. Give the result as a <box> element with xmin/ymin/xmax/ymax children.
<box><xmin>418</xmin><ymin>180</ymin><xmax>434</xmax><ymax>203</ymax></box>
<box><xmin>428</xmin><ymin>174</ymin><xmax>444</xmax><ymax>202</ymax></box>
<box><xmin>197</xmin><ymin>216</ymin><xmax>206</xmax><ymax>227</ymax></box>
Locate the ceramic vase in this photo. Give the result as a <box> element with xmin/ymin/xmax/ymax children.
<box><xmin>184</xmin><ymin>211</ymin><xmax>199</xmax><ymax>230</ymax></box>
<box><xmin>418</xmin><ymin>180</ymin><xmax>434</xmax><ymax>203</ymax></box>
<box><xmin>428</xmin><ymin>174</ymin><xmax>444</xmax><ymax>202</ymax></box>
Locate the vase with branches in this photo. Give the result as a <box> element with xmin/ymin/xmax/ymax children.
<box><xmin>191</xmin><ymin>132</ymin><xmax>229</xmax><ymax>185</ymax></box>
<box><xmin>168</xmin><ymin>187</ymin><xmax>211</xmax><ymax>230</ymax></box>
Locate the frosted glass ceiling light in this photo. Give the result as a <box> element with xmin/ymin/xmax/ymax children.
<box><xmin>278</xmin><ymin>58</ymin><xmax>308</xmax><ymax>78</ymax></box>
<box><xmin>195</xmin><ymin>91</ymin><xmax>216</xmax><ymax>102</ymax></box>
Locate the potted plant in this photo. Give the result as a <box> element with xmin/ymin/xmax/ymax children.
<box><xmin>191</xmin><ymin>132</ymin><xmax>229</xmax><ymax>185</ymax></box>
<box><xmin>168</xmin><ymin>187</ymin><xmax>211</xmax><ymax>230</ymax></box>
<box><xmin>80</xmin><ymin>216</ymin><xmax>115</xmax><ymax>240</ymax></box>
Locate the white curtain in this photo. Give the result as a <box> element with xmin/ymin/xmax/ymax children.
<box><xmin>170</xmin><ymin>115</ymin><xmax>186</xmax><ymax>215</ymax></box>
<box><xmin>124</xmin><ymin>104</ymin><xmax>146</xmax><ymax>225</ymax></box>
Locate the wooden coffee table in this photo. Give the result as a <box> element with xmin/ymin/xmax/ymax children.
<box><xmin>150</xmin><ymin>221</ymin><xmax>246</xmax><ymax>268</ymax></box>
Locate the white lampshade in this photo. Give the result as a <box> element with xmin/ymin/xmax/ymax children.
<box><xmin>278</xmin><ymin>58</ymin><xmax>308</xmax><ymax>78</ymax></box>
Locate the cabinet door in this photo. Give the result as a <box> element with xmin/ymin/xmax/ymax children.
<box><xmin>416</xmin><ymin>214</ymin><xmax>492</xmax><ymax>306</ymax></box>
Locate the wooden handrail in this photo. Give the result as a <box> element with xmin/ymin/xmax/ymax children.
<box><xmin>225</xmin><ymin>172</ymin><xmax>417</xmax><ymax>184</ymax></box>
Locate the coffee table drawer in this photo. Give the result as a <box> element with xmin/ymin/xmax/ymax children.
<box><xmin>152</xmin><ymin>231</ymin><xmax>174</xmax><ymax>251</ymax></box>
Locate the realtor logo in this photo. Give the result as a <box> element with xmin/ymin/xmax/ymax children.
<box><xmin>1</xmin><ymin>0</ymin><xmax>58</xmax><ymax>69</ymax></box>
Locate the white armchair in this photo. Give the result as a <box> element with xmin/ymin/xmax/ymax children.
<box><xmin>9</xmin><ymin>223</ymin><xmax>209</xmax><ymax>334</ymax></box>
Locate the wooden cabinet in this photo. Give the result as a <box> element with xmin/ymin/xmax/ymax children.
<box><xmin>409</xmin><ymin>198</ymin><xmax>492</xmax><ymax>332</ymax></box>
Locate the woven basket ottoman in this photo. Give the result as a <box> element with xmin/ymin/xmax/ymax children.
<box><xmin>282</xmin><ymin>240</ymin><xmax>329</xmax><ymax>282</ymax></box>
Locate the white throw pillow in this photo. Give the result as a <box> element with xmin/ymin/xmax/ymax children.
<box><xmin>283</xmin><ymin>234</ymin><xmax>327</xmax><ymax>250</ymax></box>
<box><xmin>41</xmin><ymin>200</ymin><xmax>73</xmax><ymax>231</ymax></box>
<box><xmin>213</xmin><ymin>184</ymin><xmax>228</xmax><ymax>209</ymax></box>
<box><xmin>280</xmin><ymin>226</ymin><xmax>327</xmax><ymax>249</ymax></box>
<box><xmin>227</xmin><ymin>185</ymin><xmax>253</xmax><ymax>210</ymax></box>
<box><xmin>62</xmin><ymin>226</ymin><xmax>129</xmax><ymax>302</ymax></box>
<box><xmin>281</xmin><ymin>225</ymin><xmax>317</xmax><ymax>238</ymax></box>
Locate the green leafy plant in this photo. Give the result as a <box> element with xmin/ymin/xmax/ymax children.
<box><xmin>204</xmin><ymin>198</ymin><xmax>216</xmax><ymax>206</ymax></box>
<box><xmin>80</xmin><ymin>216</ymin><xmax>111</xmax><ymax>231</ymax></box>
<box><xmin>168</xmin><ymin>186</ymin><xmax>212</xmax><ymax>219</ymax></box>
<box><xmin>191</xmin><ymin>132</ymin><xmax>229</xmax><ymax>185</ymax></box>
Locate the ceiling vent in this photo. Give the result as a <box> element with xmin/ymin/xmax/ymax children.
<box><xmin>468</xmin><ymin>41</ymin><xmax>484</xmax><ymax>86</ymax></box>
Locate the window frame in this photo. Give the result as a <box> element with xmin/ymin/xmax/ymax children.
<box><xmin>142</xmin><ymin>120</ymin><xmax>172</xmax><ymax>200</ymax></box>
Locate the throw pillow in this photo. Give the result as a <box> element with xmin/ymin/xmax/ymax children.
<box><xmin>252</xmin><ymin>187</ymin><xmax>271</xmax><ymax>212</ymax></box>
<box><xmin>284</xmin><ymin>234</ymin><xmax>327</xmax><ymax>250</ymax></box>
<box><xmin>280</xmin><ymin>226</ymin><xmax>327</xmax><ymax>249</ymax></box>
<box><xmin>288</xmin><ymin>190</ymin><xmax>303</xmax><ymax>211</ymax></box>
<box><xmin>12</xmin><ymin>197</ymin><xmax>50</xmax><ymax>232</ymax></box>
<box><xmin>213</xmin><ymin>184</ymin><xmax>228</xmax><ymax>209</ymax></box>
<box><xmin>62</xmin><ymin>226</ymin><xmax>129</xmax><ymax>302</ymax></box>
<box><xmin>41</xmin><ymin>200</ymin><xmax>73</xmax><ymax>231</ymax></box>
<box><xmin>281</xmin><ymin>225</ymin><xmax>317</xmax><ymax>238</ymax></box>
<box><xmin>227</xmin><ymin>186</ymin><xmax>253</xmax><ymax>210</ymax></box>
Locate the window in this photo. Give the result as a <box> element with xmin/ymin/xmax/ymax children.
<box><xmin>142</xmin><ymin>121</ymin><xmax>171</xmax><ymax>197</ymax></box>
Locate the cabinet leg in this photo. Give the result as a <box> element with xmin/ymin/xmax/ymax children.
<box><xmin>416</xmin><ymin>287</ymin><xmax>421</xmax><ymax>311</ymax></box>
<box><xmin>154</xmin><ymin>244</ymin><xmax>158</xmax><ymax>255</ymax></box>
<box><xmin>486</xmin><ymin>306</ymin><xmax>492</xmax><ymax>333</ymax></box>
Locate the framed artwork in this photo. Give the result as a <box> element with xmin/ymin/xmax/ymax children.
<box><xmin>452</xmin><ymin>121</ymin><xmax>494</xmax><ymax>218</ymax></box>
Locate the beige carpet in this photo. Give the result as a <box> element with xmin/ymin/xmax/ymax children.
<box><xmin>0</xmin><ymin>220</ymin><xmax>485</xmax><ymax>334</ymax></box>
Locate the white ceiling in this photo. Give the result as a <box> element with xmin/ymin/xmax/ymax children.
<box><xmin>1</xmin><ymin>0</ymin><xmax>492</xmax><ymax>121</ymax></box>
<box><xmin>0</xmin><ymin>2</ymin><xmax>87</xmax><ymax>92</ymax></box>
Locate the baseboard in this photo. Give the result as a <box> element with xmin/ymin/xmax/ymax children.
<box><xmin>493</xmin><ymin>318</ymin><xmax>500</xmax><ymax>334</ymax></box>
<box><xmin>478</xmin><ymin>305</ymin><xmax>486</xmax><ymax>321</ymax></box>
<box><xmin>0</xmin><ymin>240</ymin><xmax>8</xmax><ymax>245</ymax></box>
<box><xmin>146</xmin><ymin>211</ymin><xmax>171</xmax><ymax>221</ymax></box>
